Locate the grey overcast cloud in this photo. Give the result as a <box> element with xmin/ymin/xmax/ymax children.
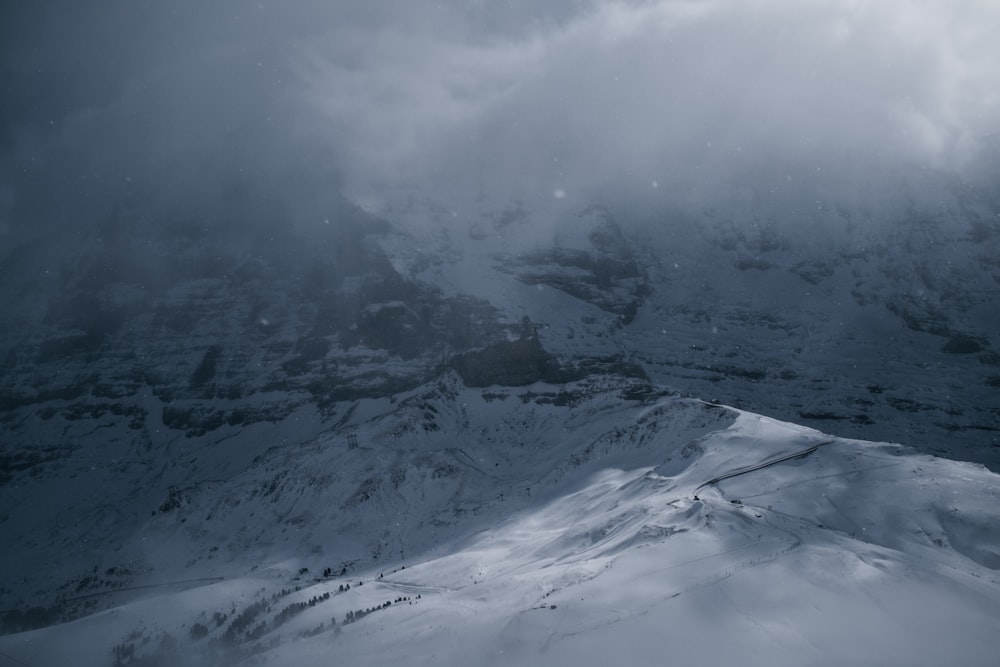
<box><xmin>2</xmin><ymin>0</ymin><xmax>999</xmax><ymax>242</ymax></box>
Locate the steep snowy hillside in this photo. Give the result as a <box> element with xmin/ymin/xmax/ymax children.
<box><xmin>1</xmin><ymin>386</ymin><xmax>997</xmax><ymax>666</ymax></box>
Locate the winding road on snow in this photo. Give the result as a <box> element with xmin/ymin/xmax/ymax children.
<box><xmin>695</xmin><ymin>439</ymin><xmax>836</xmax><ymax>491</ymax></box>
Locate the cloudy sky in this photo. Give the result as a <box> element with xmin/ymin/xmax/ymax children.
<box><xmin>1</xmin><ymin>0</ymin><xmax>998</xmax><ymax>241</ymax></box>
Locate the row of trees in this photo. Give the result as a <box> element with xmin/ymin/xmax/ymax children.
<box><xmin>272</xmin><ymin>592</ymin><xmax>332</xmax><ymax>628</ymax></box>
<box><xmin>343</xmin><ymin>595</ymin><xmax>418</xmax><ymax>625</ymax></box>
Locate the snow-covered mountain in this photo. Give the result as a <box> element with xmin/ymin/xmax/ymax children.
<box><xmin>4</xmin><ymin>1</ymin><xmax>1000</xmax><ymax>665</ymax></box>
<box><xmin>380</xmin><ymin>170</ymin><xmax>1000</xmax><ymax>465</ymax></box>
<box><xmin>1</xmin><ymin>379</ymin><xmax>998</xmax><ymax>666</ymax></box>
<box><xmin>1</xmin><ymin>164</ymin><xmax>999</xmax><ymax>665</ymax></box>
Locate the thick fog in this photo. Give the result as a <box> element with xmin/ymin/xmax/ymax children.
<box><xmin>2</xmin><ymin>0</ymin><xmax>999</xmax><ymax>245</ymax></box>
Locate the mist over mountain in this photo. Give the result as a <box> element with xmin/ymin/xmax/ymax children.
<box><xmin>1</xmin><ymin>2</ymin><xmax>999</xmax><ymax>666</ymax></box>
<box><xmin>4</xmin><ymin>0</ymin><xmax>999</xmax><ymax>234</ymax></box>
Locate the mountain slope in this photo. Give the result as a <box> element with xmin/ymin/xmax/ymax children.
<box><xmin>1</xmin><ymin>165</ymin><xmax>998</xmax><ymax>665</ymax></box>
<box><xmin>1</xmin><ymin>389</ymin><xmax>997</xmax><ymax>666</ymax></box>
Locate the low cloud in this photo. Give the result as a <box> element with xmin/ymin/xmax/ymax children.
<box><xmin>300</xmin><ymin>0</ymin><xmax>1000</xmax><ymax>210</ymax></box>
<box><xmin>2</xmin><ymin>0</ymin><xmax>998</xmax><ymax>240</ymax></box>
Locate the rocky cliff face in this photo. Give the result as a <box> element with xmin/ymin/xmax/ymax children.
<box><xmin>378</xmin><ymin>184</ymin><xmax>1000</xmax><ymax>467</ymax></box>
<box><xmin>1</xmin><ymin>172</ymin><xmax>998</xmax><ymax>629</ymax></box>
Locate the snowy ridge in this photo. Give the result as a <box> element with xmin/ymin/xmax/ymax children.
<box><xmin>1</xmin><ymin>382</ymin><xmax>998</xmax><ymax>666</ymax></box>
